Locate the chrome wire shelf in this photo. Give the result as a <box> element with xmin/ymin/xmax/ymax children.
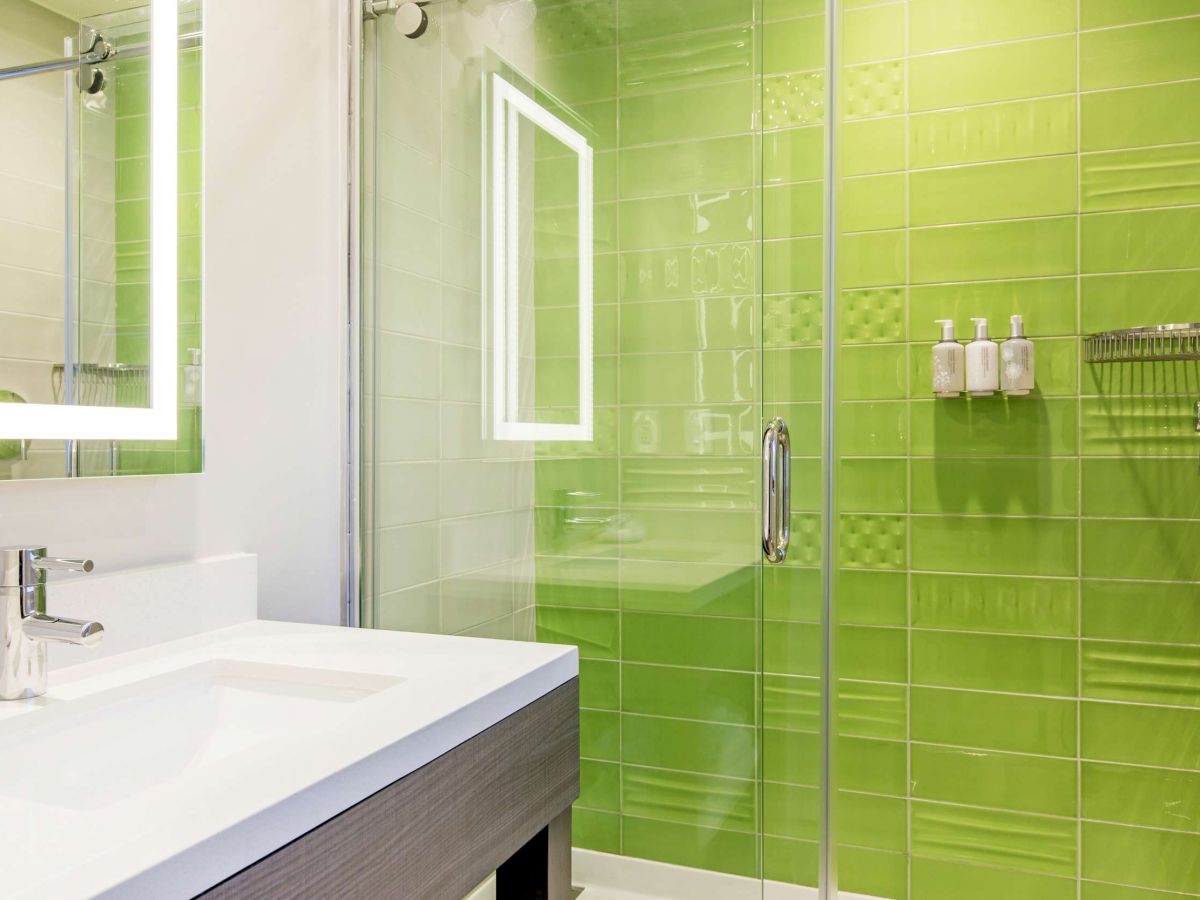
<box><xmin>51</xmin><ymin>362</ymin><xmax>149</xmax><ymax>407</ymax></box>
<box><xmin>1084</xmin><ymin>324</ymin><xmax>1200</xmax><ymax>363</ymax></box>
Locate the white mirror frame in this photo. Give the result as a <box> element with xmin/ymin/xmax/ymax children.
<box><xmin>490</xmin><ymin>74</ymin><xmax>593</xmax><ymax>443</ymax></box>
<box><xmin>0</xmin><ymin>0</ymin><xmax>178</xmax><ymax>441</ymax></box>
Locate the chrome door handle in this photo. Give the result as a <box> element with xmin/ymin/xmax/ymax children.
<box><xmin>762</xmin><ymin>417</ymin><xmax>790</xmax><ymax>564</ymax></box>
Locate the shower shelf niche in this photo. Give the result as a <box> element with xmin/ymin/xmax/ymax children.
<box><xmin>1084</xmin><ymin>323</ymin><xmax>1200</xmax><ymax>363</ymax></box>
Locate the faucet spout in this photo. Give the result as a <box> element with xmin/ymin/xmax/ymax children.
<box><xmin>23</xmin><ymin>614</ymin><xmax>104</xmax><ymax>647</ymax></box>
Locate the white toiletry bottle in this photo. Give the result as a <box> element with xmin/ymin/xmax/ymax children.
<box><xmin>932</xmin><ymin>319</ymin><xmax>965</xmax><ymax>398</ymax></box>
<box><xmin>966</xmin><ymin>317</ymin><xmax>999</xmax><ymax>397</ymax></box>
<box><xmin>1001</xmin><ymin>314</ymin><xmax>1035</xmax><ymax>396</ymax></box>
<box><xmin>183</xmin><ymin>347</ymin><xmax>202</xmax><ymax>406</ymax></box>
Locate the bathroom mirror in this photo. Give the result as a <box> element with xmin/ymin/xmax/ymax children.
<box><xmin>0</xmin><ymin>0</ymin><xmax>203</xmax><ymax>479</ymax></box>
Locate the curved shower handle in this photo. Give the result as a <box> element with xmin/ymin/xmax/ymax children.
<box><xmin>762</xmin><ymin>417</ymin><xmax>791</xmax><ymax>564</ymax></box>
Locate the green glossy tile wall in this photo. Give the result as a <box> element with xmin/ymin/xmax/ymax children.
<box><xmin>826</xmin><ymin>1</ymin><xmax>1200</xmax><ymax>896</ymax></box>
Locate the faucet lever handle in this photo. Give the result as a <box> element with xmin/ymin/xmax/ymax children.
<box><xmin>30</xmin><ymin>555</ymin><xmax>94</xmax><ymax>574</ymax></box>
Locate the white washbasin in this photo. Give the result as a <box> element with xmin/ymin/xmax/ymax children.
<box><xmin>0</xmin><ymin>620</ymin><xmax>577</xmax><ymax>900</ymax></box>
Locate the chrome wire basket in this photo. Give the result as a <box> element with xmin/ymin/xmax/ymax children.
<box><xmin>51</xmin><ymin>362</ymin><xmax>150</xmax><ymax>407</ymax></box>
<box><xmin>1083</xmin><ymin>323</ymin><xmax>1200</xmax><ymax>363</ymax></box>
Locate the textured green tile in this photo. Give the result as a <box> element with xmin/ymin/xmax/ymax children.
<box><xmin>912</xmin><ymin>857</ymin><xmax>1076</xmax><ymax>900</ymax></box>
<box><xmin>909</xmin><ymin>36</ymin><xmax>1076</xmax><ymax>112</ymax></box>
<box><xmin>838</xmin><ymin>344</ymin><xmax>908</xmax><ymax>400</ymax></box>
<box><xmin>839</xmin><ymin>846</ymin><xmax>908</xmax><ymax>900</ymax></box>
<box><xmin>623</xmin><ymin>715</ymin><xmax>756</xmax><ymax>778</ymax></box>
<box><xmin>838</xmin><ymin>513</ymin><xmax>906</xmax><ymax>570</ymax></box>
<box><xmin>763</xmin><ymin>15</ymin><xmax>824</xmax><ymax>74</ymax></box>
<box><xmin>622</xmin><ymin>766</ymin><xmax>756</xmax><ymax>832</ymax></box>
<box><xmin>764</xmin><ymin>620</ymin><xmax>821</xmax><ymax>677</ymax></box>
<box><xmin>1081</xmin><ymin>18</ymin><xmax>1200</xmax><ymax>90</ymax></box>
<box><xmin>764</xmin><ymin>181</ymin><xmax>824</xmax><ymax>239</ymax></box>
<box><xmin>838</xmin><ymin>569</ymin><xmax>907</xmax><ymax>626</ymax></box>
<box><xmin>915</xmin><ymin>687</ymin><xmax>1076</xmax><ymax>756</ymax></box>
<box><xmin>911</xmin><ymin>397</ymin><xmax>1079</xmax><ymax>456</ymax></box>
<box><xmin>841</xmin><ymin>116</ymin><xmax>906</xmax><ymax>176</ymax></box>
<box><xmin>1082</xmin><ymin>81</ymin><xmax>1200</xmax><ymax>151</ymax></box>
<box><xmin>1083</xmin><ymin>580</ymin><xmax>1200</xmax><ymax>644</ymax></box>
<box><xmin>840</xmin><ymin>173</ymin><xmax>905</xmax><ymax>233</ymax></box>
<box><xmin>911</xmin><ymin>156</ymin><xmax>1077</xmax><ymax>226</ymax></box>
<box><xmin>909</xmin><ymin>278</ymin><xmax>1077</xmax><ymax>340</ymax></box>
<box><xmin>573</xmin><ymin>808</ymin><xmax>620</xmax><ymax>853</ymax></box>
<box><xmin>840</xmin><ymin>680</ymin><xmax>908</xmax><ymax>741</ymax></box>
<box><xmin>912</xmin><ymin>516</ymin><xmax>1078</xmax><ymax>577</ymax></box>
<box><xmin>621</xmin><ymin>81</ymin><xmax>755</xmax><ymax>145</ymax></box>
<box><xmin>620</xmin><ymin>135</ymin><xmax>754</xmax><ymax>198</ymax></box>
<box><xmin>1083</xmin><ymin>821</ymin><xmax>1200</xmax><ymax>894</ymax></box>
<box><xmin>1082</xmin><ymin>144</ymin><xmax>1200</xmax><ymax>212</ymax></box>
<box><xmin>839</xmin><ymin>401</ymin><xmax>908</xmax><ymax>456</ymax></box>
<box><xmin>1084</xmin><ymin>639</ymin><xmax>1200</xmax><ymax>707</ymax></box>
<box><xmin>536</xmin><ymin>606</ymin><xmax>618</xmax><ymax>658</ymax></box>
<box><xmin>911</xmin><ymin>96</ymin><xmax>1077</xmax><ymax>169</ymax></box>
<box><xmin>913</xmin><ymin>743</ymin><xmax>1077</xmax><ymax>816</ymax></box>
<box><xmin>913</xmin><ymin>630</ymin><xmax>1077</xmax><ymax>696</ymax></box>
<box><xmin>580</xmin><ymin>659</ymin><xmax>619</xmax><ymax>711</ymax></box>
<box><xmin>1082</xmin><ymin>0</ymin><xmax>1200</xmax><ymax>27</ymax></box>
<box><xmin>765</xmin><ymin>292</ymin><xmax>823</xmax><ymax>347</ymax></box>
<box><xmin>1084</xmin><ymin>519</ymin><xmax>1200</xmax><ymax>582</ymax></box>
<box><xmin>622</xmin><ymin>663</ymin><xmax>756</xmax><ymax>725</ymax></box>
<box><xmin>838</xmin><ymin>287</ymin><xmax>905</xmax><ymax>344</ymax></box>
<box><xmin>622</xmin><ymin>612</ymin><xmax>756</xmax><ymax>670</ymax></box>
<box><xmin>843</xmin><ymin>3</ymin><xmax>904</xmax><ymax>64</ymax></box>
<box><xmin>581</xmin><ymin>709</ymin><xmax>620</xmax><ymax>760</ymax></box>
<box><xmin>911</xmin><ymin>217</ymin><xmax>1076</xmax><ymax>284</ymax></box>
<box><xmin>839</xmin><ymin>790</ymin><xmax>907</xmax><ymax>852</ymax></box>
<box><xmin>764</xmin><ymin>126</ymin><xmax>824</xmax><ymax>184</ymax></box>
<box><xmin>1084</xmin><ymin>206</ymin><xmax>1200</xmax><ymax>273</ymax></box>
<box><xmin>580</xmin><ymin>759</ymin><xmax>620</xmax><ymax>811</ymax></box>
<box><xmin>911</xmin><ymin>458</ymin><xmax>1077</xmax><ymax>517</ymax></box>
<box><xmin>910</xmin><ymin>0</ymin><xmax>1075</xmax><ymax>53</ymax></box>
<box><xmin>838</xmin><ymin>230</ymin><xmax>905</xmax><ymax>288</ymax></box>
<box><xmin>912</xmin><ymin>801</ymin><xmax>1077</xmax><ymax>876</ymax></box>
<box><xmin>764</xmin><ymin>673</ymin><xmax>820</xmax><ymax>733</ymax></box>
<box><xmin>912</xmin><ymin>573</ymin><xmax>1078</xmax><ymax>636</ymax></box>
<box><xmin>622</xmin><ymin>815</ymin><xmax>759</xmax><ymax>878</ymax></box>
<box><xmin>620</xmin><ymin>27</ymin><xmax>751</xmax><ymax>96</ymax></box>
<box><xmin>1083</xmin><ymin>270</ymin><xmax>1200</xmax><ymax>332</ymax></box>
<box><xmin>840</xmin><ymin>625</ymin><xmax>907</xmax><ymax>683</ymax></box>
<box><xmin>1083</xmin><ymin>459</ymin><xmax>1200</xmax><ymax>518</ymax></box>
<box><xmin>1081</xmin><ymin>396</ymin><xmax>1200</xmax><ymax>456</ymax></box>
<box><xmin>1084</xmin><ymin>761</ymin><xmax>1200</xmax><ymax>832</ymax></box>
<box><xmin>839</xmin><ymin>458</ymin><xmax>907</xmax><ymax>513</ymax></box>
<box><xmin>619</xmin><ymin>191</ymin><xmax>754</xmax><ymax>249</ymax></box>
<box><xmin>1082</xmin><ymin>700</ymin><xmax>1200</xmax><ymax>768</ymax></box>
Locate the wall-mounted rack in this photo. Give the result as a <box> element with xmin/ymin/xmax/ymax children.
<box><xmin>1084</xmin><ymin>323</ymin><xmax>1200</xmax><ymax>363</ymax></box>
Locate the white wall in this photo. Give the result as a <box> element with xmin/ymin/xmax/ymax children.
<box><xmin>0</xmin><ymin>0</ymin><xmax>349</xmax><ymax>625</ymax></box>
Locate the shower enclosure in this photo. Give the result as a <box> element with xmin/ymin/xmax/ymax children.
<box><xmin>357</xmin><ymin>1</ymin><xmax>1200</xmax><ymax>897</ymax></box>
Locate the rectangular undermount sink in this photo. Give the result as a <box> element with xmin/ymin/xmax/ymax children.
<box><xmin>0</xmin><ymin>660</ymin><xmax>402</xmax><ymax>811</ymax></box>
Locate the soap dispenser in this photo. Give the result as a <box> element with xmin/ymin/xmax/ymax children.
<box><xmin>1001</xmin><ymin>315</ymin><xmax>1035</xmax><ymax>396</ymax></box>
<box><xmin>931</xmin><ymin>319</ymin><xmax>965</xmax><ymax>398</ymax></box>
<box><xmin>183</xmin><ymin>348</ymin><xmax>202</xmax><ymax>406</ymax></box>
<box><xmin>966</xmin><ymin>317</ymin><xmax>999</xmax><ymax>397</ymax></box>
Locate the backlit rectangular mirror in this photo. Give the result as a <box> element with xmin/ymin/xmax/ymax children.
<box><xmin>0</xmin><ymin>0</ymin><xmax>202</xmax><ymax>479</ymax></box>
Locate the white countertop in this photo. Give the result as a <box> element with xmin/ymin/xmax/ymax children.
<box><xmin>0</xmin><ymin>621</ymin><xmax>578</xmax><ymax>899</ymax></box>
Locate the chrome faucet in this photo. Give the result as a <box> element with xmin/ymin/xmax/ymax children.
<box><xmin>0</xmin><ymin>547</ymin><xmax>104</xmax><ymax>700</ymax></box>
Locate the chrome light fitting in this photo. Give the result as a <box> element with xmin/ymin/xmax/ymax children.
<box><xmin>363</xmin><ymin>0</ymin><xmax>430</xmax><ymax>38</ymax></box>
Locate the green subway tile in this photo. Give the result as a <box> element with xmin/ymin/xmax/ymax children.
<box><xmin>1083</xmin><ymin>519</ymin><xmax>1200</xmax><ymax>581</ymax></box>
<box><xmin>621</xmin><ymin>81</ymin><xmax>755</xmax><ymax>145</ymax></box>
<box><xmin>839</xmin><ymin>846</ymin><xmax>908</xmax><ymax>900</ymax></box>
<box><xmin>535</xmin><ymin>460</ymin><xmax>618</xmax><ymax>510</ymax></box>
<box><xmin>1083</xmin><ymin>821</ymin><xmax>1200</xmax><ymax>894</ymax></box>
<box><xmin>764</xmin><ymin>126</ymin><xmax>825</xmax><ymax>184</ymax></box>
<box><xmin>764</xmin><ymin>673</ymin><xmax>820</xmax><ymax>733</ymax></box>
<box><xmin>620</xmin><ymin>296</ymin><xmax>756</xmax><ymax>352</ymax></box>
<box><xmin>766</xmin><ymin>346</ymin><xmax>822</xmax><ymax>403</ymax></box>
<box><xmin>623</xmin><ymin>612</ymin><xmax>756</xmax><ymax>670</ymax></box>
<box><xmin>623</xmin><ymin>715</ymin><xmax>756</xmax><ymax>779</ymax></box>
<box><xmin>1083</xmin><ymin>207</ymin><xmax>1200</xmax><ymax>273</ymax></box>
<box><xmin>620</xmin><ymin>351</ymin><xmax>755</xmax><ymax>404</ymax></box>
<box><xmin>1081</xmin><ymin>17</ymin><xmax>1200</xmax><ymax>90</ymax></box>
<box><xmin>840</xmin><ymin>625</ymin><xmax>907</xmax><ymax>683</ymax></box>
<box><xmin>1083</xmin><ymin>459</ymin><xmax>1200</xmax><ymax>518</ymax></box>
<box><xmin>911</xmin><ymin>458</ymin><xmax>1077</xmax><ymax>517</ymax></box>
<box><xmin>912</xmin><ymin>744</ymin><xmax>1077</xmax><ymax>816</ymax></box>
<box><xmin>911</xmin><ymin>156</ymin><xmax>1077</xmax><ymax>227</ymax></box>
<box><xmin>843</xmin><ymin>3</ymin><xmax>904</xmax><ymax>64</ymax></box>
<box><xmin>839</xmin><ymin>344</ymin><xmax>908</xmax><ymax>400</ymax></box>
<box><xmin>1084</xmin><ymin>639</ymin><xmax>1200</xmax><ymax>706</ymax></box>
<box><xmin>839</xmin><ymin>569</ymin><xmax>907</xmax><ymax>626</ymax></box>
<box><xmin>839</xmin><ymin>790</ymin><xmax>907</xmax><ymax>852</ymax></box>
<box><xmin>912</xmin><ymin>801</ymin><xmax>1077</xmax><ymax>876</ymax></box>
<box><xmin>911</xmin><ymin>217</ymin><xmax>1076</xmax><ymax>284</ymax></box>
<box><xmin>618</xmin><ymin>0</ymin><xmax>753</xmax><ymax>42</ymax></box>
<box><xmin>535</xmin><ymin>606</ymin><xmax>618</xmax><ymax>658</ymax></box>
<box><xmin>618</xmin><ymin>404</ymin><xmax>758</xmax><ymax>457</ymax></box>
<box><xmin>538</xmin><ymin>48</ymin><xmax>617</xmax><ymax>105</ymax></box>
<box><xmin>1083</xmin><ymin>761</ymin><xmax>1200</xmax><ymax>832</ymax></box>
<box><xmin>1082</xmin><ymin>883</ymin><xmax>1199</xmax><ymax>900</ymax></box>
<box><xmin>580</xmin><ymin>659</ymin><xmax>619</xmax><ymax>710</ymax></box>
<box><xmin>1083</xmin><ymin>143</ymin><xmax>1200</xmax><ymax>213</ymax></box>
<box><xmin>764</xmin><ymin>181</ymin><xmax>824</xmax><ymax>240</ymax></box>
<box><xmin>765</xmin><ymin>565</ymin><xmax>821</xmax><ymax>622</ymax></box>
<box><xmin>1081</xmin><ymin>396</ymin><xmax>1200</xmax><ymax>456</ymax></box>
<box><xmin>622</xmin><ymin>815</ymin><xmax>758</xmax><ymax>878</ymax></box>
<box><xmin>1083</xmin><ymin>81</ymin><xmax>1200</xmax><ymax>151</ymax></box>
<box><xmin>840</xmin><ymin>680</ymin><xmax>908</xmax><ymax>741</ymax></box>
<box><xmin>838</xmin><ymin>230</ymin><xmax>905</xmax><ymax>288</ymax></box>
<box><xmin>1084</xmin><ymin>580</ymin><xmax>1200</xmax><ymax>644</ymax></box>
<box><xmin>910</xmin><ymin>0</ymin><xmax>1075</xmax><ymax>53</ymax></box>
<box><xmin>1083</xmin><ymin>271</ymin><xmax>1200</xmax><ymax>332</ymax></box>
<box><xmin>764</xmin><ymin>781</ymin><xmax>819</xmax><ymax>840</ymax></box>
<box><xmin>621</xmin><ymin>27</ymin><xmax>751</xmax><ymax>96</ymax></box>
<box><xmin>1082</xmin><ymin>0</ymin><xmax>1200</xmax><ymax>27</ymax></box>
<box><xmin>764</xmin><ymin>15</ymin><xmax>824</xmax><ymax>74</ymax></box>
<box><xmin>619</xmin><ymin>191</ymin><xmax>754</xmax><ymax>249</ymax></box>
<box><xmin>909</xmin><ymin>36</ymin><xmax>1076</xmax><ymax>112</ymax></box>
<box><xmin>912</xmin><ymin>516</ymin><xmax>1078</xmax><ymax>577</ymax></box>
<box><xmin>913</xmin><ymin>687</ymin><xmax>1076</xmax><ymax>755</ymax></box>
<box><xmin>573</xmin><ymin>808</ymin><xmax>620</xmax><ymax>853</ymax></box>
<box><xmin>841</xmin><ymin>735</ymin><xmax>907</xmax><ymax>795</ymax></box>
<box><xmin>622</xmin><ymin>766</ymin><xmax>756</xmax><ymax>832</ymax></box>
<box><xmin>911</xmin><ymin>96</ymin><xmax>1077</xmax><ymax>169</ymax></box>
<box><xmin>910</xmin><ymin>278</ymin><xmax>1077</xmax><ymax>339</ymax></box>
<box><xmin>841</xmin><ymin>116</ymin><xmax>906</xmax><ymax>176</ymax></box>
<box><xmin>621</xmin><ymin>560</ymin><xmax>756</xmax><ymax>618</ymax></box>
<box><xmin>620</xmin><ymin>136</ymin><xmax>754</xmax><ymax>198</ymax></box>
<box><xmin>913</xmin><ymin>630</ymin><xmax>1078</xmax><ymax>696</ymax></box>
<box><xmin>765</xmin><ymin>621</ymin><xmax>821</xmax><ymax>677</ymax></box>
<box><xmin>1082</xmin><ymin>700</ymin><xmax>1200</xmax><ymax>768</ymax></box>
<box><xmin>912</xmin><ymin>573</ymin><xmax>1078</xmax><ymax>636</ymax></box>
<box><xmin>839</xmin><ymin>458</ymin><xmax>907</xmax><ymax>513</ymax></box>
<box><xmin>764</xmin><ymin>236</ymin><xmax>823</xmax><ymax>294</ymax></box>
<box><xmin>840</xmin><ymin>173</ymin><xmax>905</xmax><ymax>233</ymax></box>
<box><xmin>764</xmin><ymin>835</ymin><xmax>819</xmax><ymax>887</ymax></box>
<box><xmin>911</xmin><ymin>397</ymin><xmax>1079</xmax><ymax>457</ymax></box>
<box><xmin>839</xmin><ymin>401</ymin><xmax>908</xmax><ymax>456</ymax></box>
<box><xmin>622</xmin><ymin>663</ymin><xmax>756</xmax><ymax>725</ymax></box>
<box><xmin>912</xmin><ymin>857</ymin><xmax>1077</xmax><ymax>900</ymax></box>
<box><xmin>839</xmin><ymin>286</ymin><xmax>905</xmax><ymax>344</ymax></box>
<box><xmin>580</xmin><ymin>759</ymin><xmax>620</xmax><ymax>811</ymax></box>
<box><xmin>763</xmin><ymin>727</ymin><xmax>819</xmax><ymax>786</ymax></box>
<box><xmin>581</xmin><ymin>709</ymin><xmax>619</xmax><ymax>760</ymax></box>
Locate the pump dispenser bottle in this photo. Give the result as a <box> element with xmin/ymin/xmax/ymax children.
<box><xmin>966</xmin><ymin>317</ymin><xmax>999</xmax><ymax>397</ymax></box>
<box><xmin>931</xmin><ymin>319</ymin><xmax>965</xmax><ymax>398</ymax></box>
<box><xmin>1001</xmin><ymin>315</ymin><xmax>1035</xmax><ymax>396</ymax></box>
